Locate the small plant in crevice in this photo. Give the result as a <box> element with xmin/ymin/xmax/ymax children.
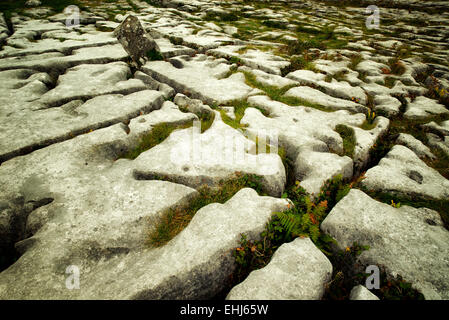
<box><xmin>348</xmin><ymin>53</ymin><xmax>363</xmax><ymax>71</ymax></box>
<box><xmin>357</xmin><ymin>186</ymin><xmax>449</xmax><ymax>231</ymax></box>
<box><xmin>230</xmin><ymin>174</ymin><xmax>353</xmax><ymax>290</ymax></box>
<box><xmin>335</xmin><ymin>124</ymin><xmax>356</xmax><ymax>158</ymax></box>
<box><xmin>147</xmin><ymin>173</ymin><xmax>266</xmax><ymax>247</ymax></box>
<box><xmin>146</xmin><ymin>49</ymin><xmax>163</xmax><ymax>61</ymax></box>
<box><xmin>118</xmin><ymin>121</ymin><xmax>192</xmax><ymax>160</ymax></box>
<box><xmin>323</xmin><ymin>243</ymin><xmax>370</xmax><ymax>300</ymax></box>
<box><xmin>218</xmin><ymin>98</ymin><xmax>268</xmax><ymax>130</ymax></box>
<box><xmin>387</xmin><ymin>57</ymin><xmax>406</xmax><ymax>76</ymax></box>
<box><xmin>372</xmin><ymin>270</ymin><xmax>425</xmax><ymax>300</ymax></box>
<box><xmin>242</xmin><ymin>71</ymin><xmax>332</xmax><ymax>112</ymax></box>
<box><xmin>177</xmin><ymin>105</ymin><xmax>215</xmax><ymax>133</ymax></box>
<box><xmin>390</xmin><ymin>199</ymin><xmax>401</xmax><ymax>208</ymax></box>
<box><xmin>280</xmin><ymin>55</ymin><xmax>318</xmax><ymax>77</ymax></box>
<box><xmin>424</xmin><ymin>74</ymin><xmax>449</xmax><ymax>108</ymax></box>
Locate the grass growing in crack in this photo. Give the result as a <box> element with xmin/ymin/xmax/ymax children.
<box><xmin>230</xmin><ymin>174</ymin><xmax>353</xmax><ymax>286</ymax></box>
<box><xmin>148</xmin><ymin>173</ymin><xmax>265</xmax><ymax>247</ymax></box>
<box><xmin>348</xmin><ymin>53</ymin><xmax>363</xmax><ymax>70</ymax></box>
<box><xmin>146</xmin><ymin>49</ymin><xmax>163</xmax><ymax>61</ymax></box>
<box><xmin>357</xmin><ymin>186</ymin><xmax>449</xmax><ymax>230</ymax></box>
<box><xmin>219</xmin><ymin>99</ymin><xmax>268</xmax><ymax>129</ymax></box>
<box><xmin>177</xmin><ymin>105</ymin><xmax>215</xmax><ymax>133</ymax></box>
<box><xmin>204</xmin><ymin>11</ymin><xmax>239</xmax><ymax>22</ymax></box>
<box><xmin>242</xmin><ymin>71</ymin><xmax>332</xmax><ymax>112</ymax></box>
<box><xmin>384</xmin><ymin>76</ymin><xmax>397</xmax><ymax>89</ymax></box>
<box><xmin>243</xmin><ymin>71</ymin><xmax>296</xmax><ymax>101</ymax></box>
<box><xmin>323</xmin><ymin>245</ymin><xmax>425</xmax><ymax>300</ymax></box>
<box><xmin>388</xmin><ymin>58</ymin><xmax>406</xmax><ymax>75</ymax></box>
<box><xmin>119</xmin><ymin>122</ymin><xmax>192</xmax><ymax>160</ymax></box>
<box><xmin>280</xmin><ymin>55</ymin><xmax>318</xmax><ymax>76</ymax></box>
<box><xmin>335</xmin><ymin>124</ymin><xmax>356</xmax><ymax>157</ymax></box>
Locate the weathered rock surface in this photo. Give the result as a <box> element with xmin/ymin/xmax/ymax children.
<box><xmin>351</xmin><ymin>117</ymin><xmax>390</xmax><ymax>173</ymax></box>
<box><xmin>226</xmin><ymin>237</ymin><xmax>332</xmax><ymax>300</ymax></box>
<box><xmin>284</xmin><ymin>86</ymin><xmax>367</xmax><ymax>113</ymax></box>
<box><xmin>0</xmin><ymin>90</ymin><xmax>165</xmax><ymax>162</ymax></box>
<box><xmin>37</xmin><ymin>62</ymin><xmax>146</xmax><ymax>108</ymax></box>
<box><xmin>133</xmin><ymin>111</ymin><xmax>286</xmax><ymax>197</ymax></box>
<box><xmin>396</xmin><ymin>133</ymin><xmax>436</xmax><ymax>160</ymax></box>
<box><xmin>242</xmin><ymin>95</ymin><xmax>364</xmax><ymax>195</ymax></box>
<box><xmin>404</xmin><ymin>96</ymin><xmax>449</xmax><ymax>120</ymax></box>
<box><xmin>349</xmin><ymin>285</ymin><xmax>379</xmax><ymax>301</ymax></box>
<box><xmin>208</xmin><ymin>45</ymin><xmax>290</xmax><ymax>75</ymax></box>
<box><xmin>0</xmin><ymin>186</ymin><xmax>289</xmax><ymax>299</ymax></box>
<box><xmin>1</xmin><ymin>0</ymin><xmax>449</xmax><ymax>301</ymax></box>
<box><xmin>360</xmin><ymin>145</ymin><xmax>449</xmax><ymax>201</ymax></box>
<box><xmin>142</xmin><ymin>55</ymin><xmax>254</xmax><ymax>105</ymax></box>
<box><xmin>321</xmin><ymin>189</ymin><xmax>449</xmax><ymax>300</ymax></box>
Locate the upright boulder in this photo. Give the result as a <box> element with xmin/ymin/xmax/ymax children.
<box><xmin>113</xmin><ymin>15</ymin><xmax>161</xmax><ymax>67</ymax></box>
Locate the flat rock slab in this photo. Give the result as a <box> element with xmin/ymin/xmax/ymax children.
<box><xmin>0</xmin><ymin>44</ymin><xmax>129</xmax><ymax>72</ymax></box>
<box><xmin>226</xmin><ymin>237</ymin><xmax>332</xmax><ymax>300</ymax></box>
<box><xmin>37</xmin><ymin>62</ymin><xmax>146</xmax><ymax>108</ymax></box>
<box><xmin>373</xmin><ymin>95</ymin><xmax>402</xmax><ymax>117</ymax></box>
<box><xmin>0</xmin><ymin>31</ymin><xmax>118</xmax><ymax>58</ymax></box>
<box><xmin>396</xmin><ymin>133</ymin><xmax>435</xmax><ymax>160</ymax></box>
<box><xmin>142</xmin><ymin>54</ymin><xmax>254</xmax><ymax>105</ymax></box>
<box><xmin>132</xmin><ymin>112</ymin><xmax>286</xmax><ymax>197</ymax></box>
<box><xmin>0</xmin><ymin>185</ymin><xmax>290</xmax><ymax>299</ymax></box>
<box><xmin>286</xmin><ymin>70</ymin><xmax>367</xmax><ymax>105</ymax></box>
<box><xmin>284</xmin><ymin>86</ymin><xmax>367</xmax><ymax>113</ymax></box>
<box><xmin>360</xmin><ymin>145</ymin><xmax>449</xmax><ymax>201</ymax></box>
<box><xmin>0</xmin><ymin>103</ymin><xmax>198</xmax><ymax>258</ymax></box>
<box><xmin>404</xmin><ymin>96</ymin><xmax>449</xmax><ymax>121</ymax></box>
<box><xmin>0</xmin><ymin>90</ymin><xmax>165</xmax><ymax>163</ymax></box>
<box><xmin>321</xmin><ymin>189</ymin><xmax>449</xmax><ymax>299</ymax></box>
<box><xmin>0</xmin><ymin>69</ymin><xmax>50</xmax><ymax>115</ymax></box>
<box><xmin>238</xmin><ymin>66</ymin><xmax>297</xmax><ymax>88</ymax></box>
<box><xmin>208</xmin><ymin>45</ymin><xmax>289</xmax><ymax>75</ymax></box>
<box><xmin>242</xmin><ymin>95</ymin><xmax>364</xmax><ymax>195</ymax></box>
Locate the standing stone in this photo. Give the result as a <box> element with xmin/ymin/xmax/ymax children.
<box><xmin>113</xmin><ymin>15</ymin><xmax>161</xmax><ymax>68</ymax></box>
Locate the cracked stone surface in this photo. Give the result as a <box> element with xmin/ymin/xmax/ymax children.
<box><xmin>142</xmin><ymin>54</ymin><xmax>254</xmax><ymax>105</ymax></box>
<box><xmin>133</xmin><ymin>111</ymin><xmax>286</xmax><ymax>197</ymax></box>
<box><xmin>0</xmin><ymin>0</ymin><xmax>448</xmax><ymax>301</ymax></box>
<box><xmin>226</xmin><ymin>237</ymin><xmax>332</xmax><ymax>300</ymax></box>
<box><xmin>360</xmin><ymin>145</ymin><xmax>449</xmax><ymax>201</ymax></box>
<box><xmin>37</xmin><ymin>62</ymin><xmax>147</xmax><ymax>108</ymax></box>
<box><xmin>322</xmin><ymin>189</ymin><xmax>449</xmax><ymax>300</ymax></box>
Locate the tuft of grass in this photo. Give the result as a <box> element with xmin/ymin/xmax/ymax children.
<box><xmin>229</xmin><ymin>56</ymin><xmax>243</xmax><ymax>66</ymax></box>
<box><xmin>242</xmin><ymin>71</ymin><xmax>333</xmax><ymax>112</ymax></box>
<box><xmin>148</xmin><ymin>173</ymin><xmax>266</xmax><ymax>247</ymax></box>
<box><xmin>335</xmin><ymin>124</ymin><xmax>356</xmax><ymax>157</ymax></box>
<box><xmin>282</xmin><ymin>38</ymin><xmax>326</xmax><ymax>56</ymax></box>
<box><xmin>119</xmin><ymin>122</ymin><xmax>192</xmax><ymax>160</ymax></box>
<box><xmin>384</xmin><ymin>76</ymin><xmax>397</xmax><ymax>88</ymax></box>
<box><xmin>230</xmin><ymin>174</ymin><xmax>353</xmax><ymax>286</ymax></box>
<box><xmin>204</xmin><ymin>11</ymin><xmax>239</xmax><ymax>22</ymax></box>
<box><xmin>388</xmin><ymin>58</ymin><xmax>406</xmax><ymax>75</ymax></box>
<box><xmin>348</xmin><ymin>53</ymin><xmax>363</xmax><ymax>70</ymax></box>
<box><xmin>280</xmin><ymin>55</ymin><xmax>318</xmax><ymax>76</ymax></box>
<box><xmin>220</xmin><ymin>98</ymin><xmax>268</xmax><ymax>129</ymax></box>
<box><xmin>146</xmin><ymin>49</ymin><xmax>163</xmax><ymax>61</ymax></box>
